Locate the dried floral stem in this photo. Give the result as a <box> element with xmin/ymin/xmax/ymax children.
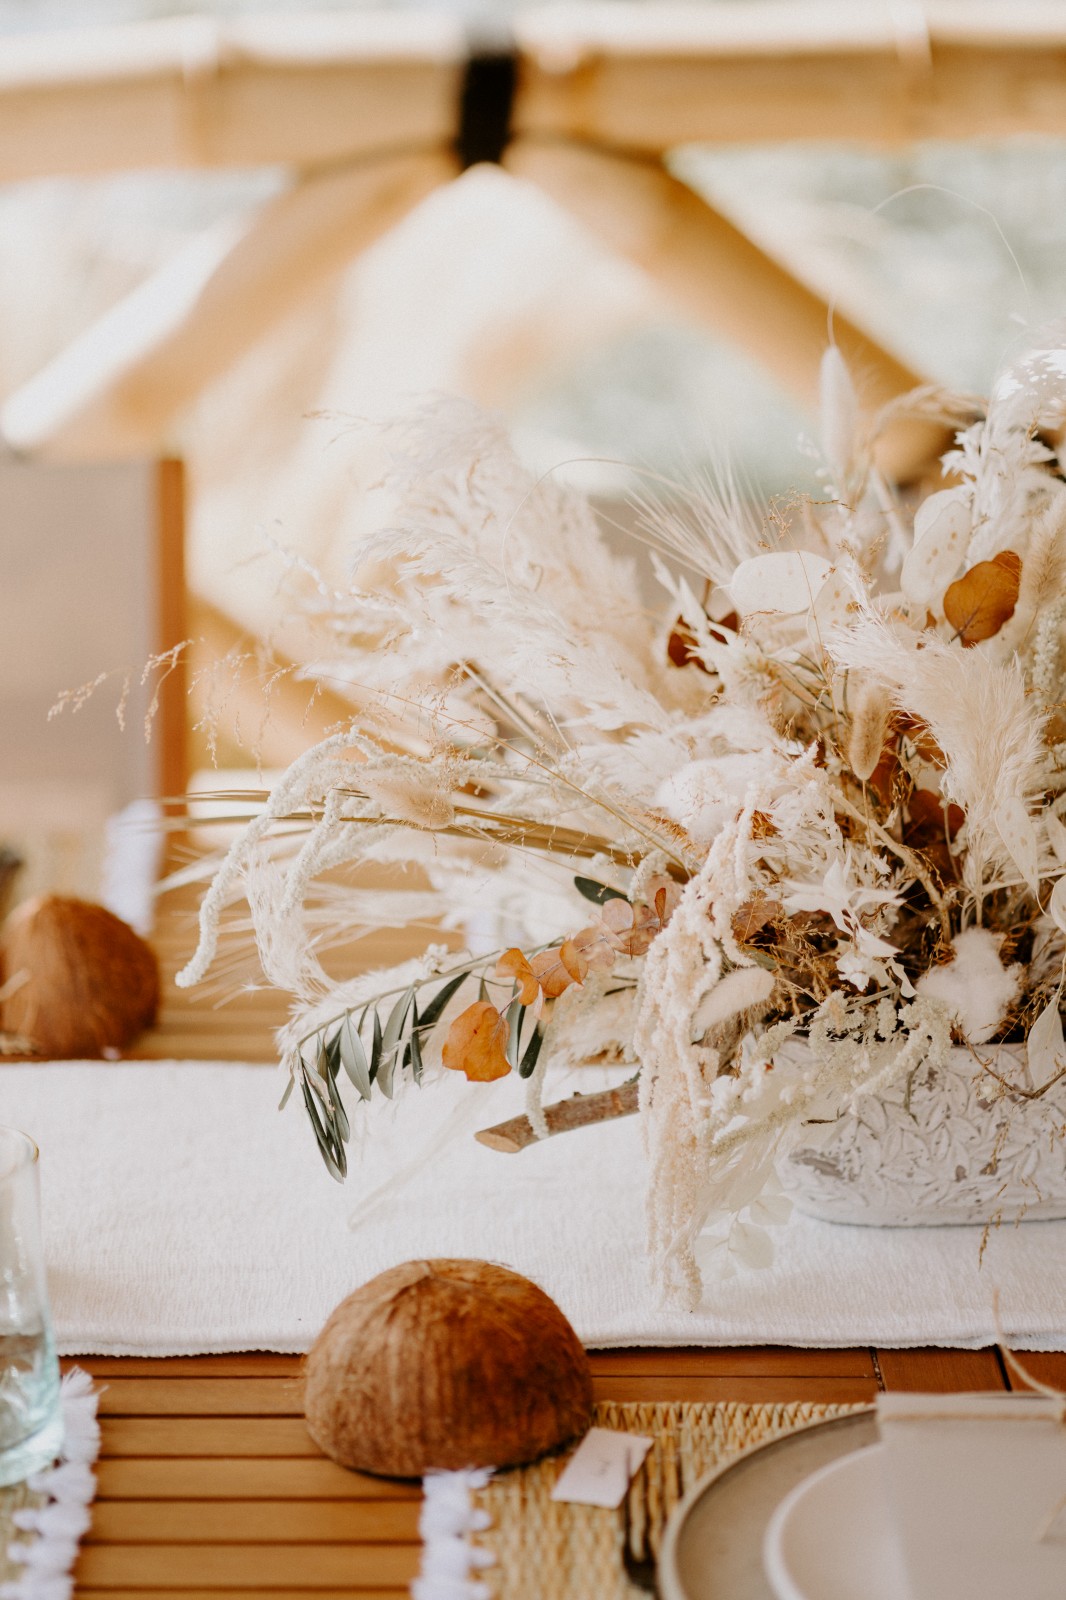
<box><xmin>832</xmin><ymin>787</ymin><xmax>952</xmax><ymax>942</ymax></box>
<box><xmin>972</xmin><ymin>1056</ymin><xmax>1066</xmax><ymax>1102</ymax></box>
<box><xmin>166</xmin><ymin>788</ymin><xmax>687</xmax><ymax>878</ymax></box>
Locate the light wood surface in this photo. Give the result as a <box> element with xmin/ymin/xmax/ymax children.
<box><xmin>154</xmin><ymin>458</ymin><xmax>189</xmax><ymax>803</ymax></box>
<box><xmin>7</xmin><ymin>4</ymin><xmax>1066</xmax><ymax>181</ymax></box>
<box><xmin>64</xmin><ymin>1347</ymin><xmax>1066</xmax><ymax>1597</ymax></box>
<box><xmin>7</xmin><ymin>3</ymin><xmax>1060</xmax><ymax>479</ymax></box>
<box><xmin>68</xmin><ymin>891</ymin><xmax>1063</xmax><ymax>1598</ymax></box>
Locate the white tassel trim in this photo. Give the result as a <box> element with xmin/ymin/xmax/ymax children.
<box><xmin>412</xmin><ymin>1468</ymin><xmax>495</xmax><ymax>1600</ymax></box>
<box><xmin>0</xmin><ymin>1368</ymin><xmax>101</xmax><ymax>1600</ymax></box>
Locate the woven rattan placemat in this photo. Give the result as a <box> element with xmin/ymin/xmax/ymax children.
<box><xmin>473</xmin><ymin>1400</ymin><xmax>863</xmax><ymax>1599</ymax></box>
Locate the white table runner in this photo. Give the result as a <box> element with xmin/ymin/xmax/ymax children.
<box><xmin>3</xmin><ymin>1061</ymin><xmax>1064</xmax><ymax>1354</ymax></box>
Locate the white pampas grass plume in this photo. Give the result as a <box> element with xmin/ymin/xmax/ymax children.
<box><xmin>846</xmin><ymin>676</ymin><xmax>892</xmax><ymax>782</ymax></box>
<box><xmin>829</xmin><ymin>615</ymin><xmax>1046</xmax><ymax>892</ymax></box>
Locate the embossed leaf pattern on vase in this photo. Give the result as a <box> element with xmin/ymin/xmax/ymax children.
<box><xmin>782</xmin><ymin>1046</ymin><xmax>1066</xmax><ymax>1226</ymax></box>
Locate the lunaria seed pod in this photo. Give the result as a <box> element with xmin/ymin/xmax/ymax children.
<box><xmin>304</xmin><ymin>1258</ymin><xmax>593</xmax><ymax>1476</ymax></box>
<box><xmin>1</xmin><ymin>896</ymin><xmax>160</xmax><ymax>1059</ymax></box>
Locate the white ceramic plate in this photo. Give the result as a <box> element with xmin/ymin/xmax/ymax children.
<box><xmin>763</xmin><ymin>1443</ymin><xmax>910</xmax><ymax>1600</ymax></box>
<box><xmin>658</xmin><ymin>1410</ymin><xmax>880</xmax><ymax>1600</ymax></box>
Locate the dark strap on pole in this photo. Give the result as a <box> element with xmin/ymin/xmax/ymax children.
<box><xmin>456</xmin><ymin>34</ymin><xmax>519</xmax><ymax>169</ymax></box>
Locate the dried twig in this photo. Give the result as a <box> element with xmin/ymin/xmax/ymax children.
<box><xmin>475</xmin><ymin>1080</ymin><xmax>639</xmax><ymax>1152</ymax></box>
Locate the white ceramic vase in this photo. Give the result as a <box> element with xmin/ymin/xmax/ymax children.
<box><xmin>778</xmin><ymin>1043</ymin><xmax>1066</xmax><ymax>1227</ymax></box>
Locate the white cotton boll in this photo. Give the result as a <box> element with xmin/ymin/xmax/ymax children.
<box><xmin>701</xmin><ymin>703</ymin><xmax>783</xmax><ymax>754</ymax></box>
<box><xmin>915</xmin><ymin>926</ymin><xmax>1023</xmax><ymax>1044</ymax></box>
<box><xmin>29</xmin><ymin>1462</ymin><xmax>94</xmax><ymax>1500</ymax></box>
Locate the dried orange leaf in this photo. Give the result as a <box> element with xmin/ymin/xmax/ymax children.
<box><xmin>594</xmin><ymin>890</ymin><xmax>678</xmax><ymax>957</ymax></box>
<box><xmin>496</xmin><ymin>947</ymin><xmax>539</xmax><ymax>1005</ymax></box>
<box><xmin>943</xmin><ymin>550</ymin><xmax>1021</xmax><ymax>646</ymax></box>
<box><xmin>559</xmin><ymin>939</ymin><xmax>589</xmax><ymax>984</ymax></box>
<box><xmin>622</xmin><ymin>921</ymin><xmax>660</xmax><ymax>957</ymax></box>
<box><xmin>442</xmin><ymin>1001</ymin><xmax>511</xmax><ymax>1081</ymax></box>
<box><xmin>897</xmin><ymin>713</ymin><xmax>947</xmax><ymax>768</ymax></box>
<box><xmin>530</xmin><ymin>947</ymin><xmax>581</xmax><ymax>999</ymax></box>
<box><xmin>568</xmin><ymin>924</ymin><xmax>616</xmax><ymax>973</ymax></box>
<box><xmin>600</xmin><ymin>899</ymin><xmax>635</xmax><ymax>935</ymax></box>
<box><xmin>732</xmin><ymin>897</ymin><xmax>783</xmax><ymax>944</ymax></box>
<box><xmin>994</xmin><ymin>549</ymin><xmax>1023</xmax><ymax>579</ymax></box>
<box><xmin>645</xmin><ymin>875</ymin><xmax>682</xmax><ymax>925</ymax></box>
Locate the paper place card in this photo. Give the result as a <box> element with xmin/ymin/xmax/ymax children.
<box><xmin>550</xmin><ymin>1427</ymin><xmax>653</xmax><ymax>1509</ymax></box>
<box><xmin>877</xmin><ymin>1392</ymin><xmax>1066</xmax><ymax>1600</ymax></box>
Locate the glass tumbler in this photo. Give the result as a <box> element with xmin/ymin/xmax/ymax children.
<box><xmin>0</xmin><ymin>1127</ymin><xmax>62</xmax><ymax>1485</ymax></box>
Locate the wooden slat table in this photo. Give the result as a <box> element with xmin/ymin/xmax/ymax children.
<box><xmin>63</xmin><ymin>887</ymin><xmax>1065</xmax><ymax>1596</ymax></box>
<box><xmin>68</xmin><ymin>1348</ymin><xmax>1066</xmax><ymax>1598</ymax></box>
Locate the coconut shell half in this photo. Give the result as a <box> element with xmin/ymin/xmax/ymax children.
<box><xmin>1</xmin><ymin>895</ymin><xmax>160</xmax><ymax>1059</ymax></box>
<box><xmin>304</xmin><ymin>1258</ymin><xmax>593</xmax><ymax>1476</ymax></box>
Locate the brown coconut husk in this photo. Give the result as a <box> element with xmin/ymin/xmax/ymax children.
<box><xmin>0</xmin><ymin>896</ymin><xmax>160</xmax><ymax>1059</ymax></box>
<box><xmin>304</xmin><ymin>1258</ymin><xmax>593</xmax><ymax>1477</ymax></box>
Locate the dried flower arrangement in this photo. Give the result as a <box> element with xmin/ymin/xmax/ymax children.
<box><xmin>178</xmin><ymin>347</ymin><xmax>1066</xmax><ymax>1304</ymax></box>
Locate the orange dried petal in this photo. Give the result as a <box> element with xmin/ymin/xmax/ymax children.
<box><xmin>441</xmin><ymin>1001</ymin><xmax>512</xmax><ymax>1081</ymax></box>
<box><xmin>646</xmin><ymin>877</ymin><xmax>682</xmax><ymax>925</ymax></box>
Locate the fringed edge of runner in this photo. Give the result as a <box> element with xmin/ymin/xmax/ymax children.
<box><xmin>413</xmin><ymin>1467</ymin><xmax>496</xmax><ymax>1600</ymax></box>
<box><xmin>0</xmin><ymin>1368</ymin><xmax>101</xmax><ymax>1600</ymax></box>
